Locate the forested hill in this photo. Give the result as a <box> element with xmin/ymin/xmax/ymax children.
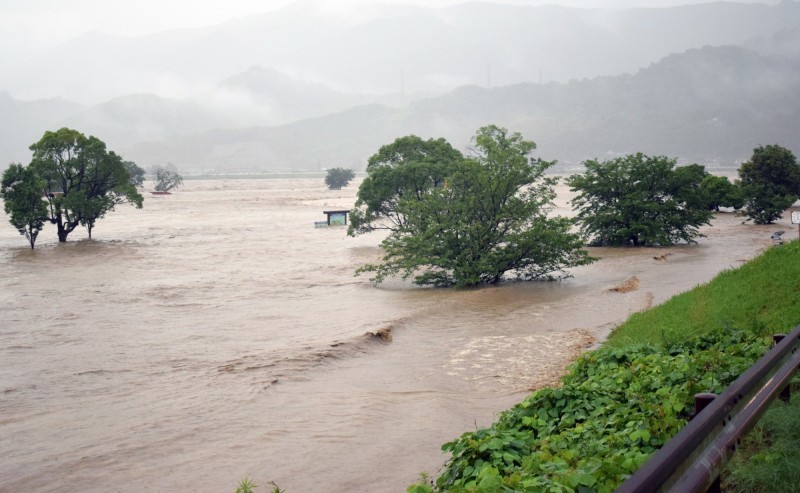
<box><xmin>128</xmin><ymin>39</ymin><xmax>800</xmax><ymax>173</ymax></box>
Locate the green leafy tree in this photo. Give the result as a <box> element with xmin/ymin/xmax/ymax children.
<box><xmin>324</xmin><ymin>167</ymin><xmax>356</xmax><ymax>190</ymax></box>
<box><xmin>123</xmin><ymin>160</ymin><xmax>146</xmax><ymax>188</ymax></box>
<box><xmin>28</xmin><ymin>127</ymin><xmax>144</xmax><ymax>242</ymax></box>
<box><xmin>153</xmin><ymin>165</ymin><xmax>183</xmax><ymax>192</ymax></box>
<box><xmin>567</xmin><ymin>153</ymin><xmax>713</xmax><ymax>246</ymax></box>
<box><xmin>348</xmin><ymin>135</ymin><xmax>464</xmax><ymax>235</ymax></box>
<box><xmin>670</xmin><ymin>164</ymin><xmax>709</xmax><ymax>211</ymax></box>
<box><xmin>79</xmin><ymin>194</ymin><xmax>115</xmax><ymax>239</ymax></box>
<box><xmin>1</xmin><ymin>163</ymin><xmax>49</xmax><ymax>249</ymax></box>
<box><xmin>738</xmin><ymin>144</ymin><xmax>800</xmax><ymax>224</ymax></box>
<box><xmin>356</xmin><ymin>125</ymin><xmax>593</xmax><ymax>287</ymax></box>
<box><xmin>700</xmin><ymin>175</ymin><xmax>744</xmax><ymax>211</ymax></box>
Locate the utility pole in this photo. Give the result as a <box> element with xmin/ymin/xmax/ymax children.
<box><xmin>400</xmin><ymin>68</ymin><xmax>405</xmax><ymax>102</ymax></box>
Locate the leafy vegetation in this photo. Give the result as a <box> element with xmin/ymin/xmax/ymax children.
<box><xmin>738</xmin><ymin>144</ymin><xmax>800</xmax><ymax>224</ymax></box>
<box><xmin>349</xmin><ymin>135</ymin><xmax>463</xmax><ymax>235</ymax></box>
<box><xmin>0</xmin><ymin>163</ymin><xmax>48</xmax><ymax>248</ymax></box>
<box><xmin>723</xmin><ymin>383</ymin><xmax>800</xmax><ymax>493</ymax></box>
<box><xmin>411</xmin><ymin>241</ymin><xmax>800</xmax><ymax>492</ymax></box>
<box><xmin>354</xmin><ymin>126</ymin><xmax>593</xmax><ymax>287</ymax></box>
<box><xmin>234</xmin><ymin>477</ymin><xmax>284</xmax><ymax>493</ymax></box>
<box><xmin>700</xmin><ymin>174</ymin><xmax>744</xmax><ymax>211</ymax></box>
<box><xmin>153</xmin><ymin>165</ymin><xmax>184</xmax><ymax>192</ymax></box>
<box><xmin>12</xmin><ymin>127</ymin><xmax>144</xmax><ymax>243</ymax></box>
<box><xmin>235</xmin><ymin>478</ymin><xmax>258</xmax><ymax>493</ymax></box>
<box><xmin>123</xmin><ymin>160</ymin><xmax>146</xmax><ymax>188</ymax></box>
<box><xmin>567</xmin><ymin>154</ymin><xmax>713</xmax><ymax>246</ymax></box>
<box><xmin>324</xmin><ymin>167</ymin><xmax>356</xmax><ymax>190</ymax></box>
<box><xmin>415</xmin><ymin>330</ymin><xmax>768</xmax><ymax>492</ymax></box>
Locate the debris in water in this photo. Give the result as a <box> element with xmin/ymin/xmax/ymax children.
<box><xmin>366</xmin><ymin>328</ymin><xmax>393</xmax><ymax>343</ymax></box>
<box><xmin>609</xmin><ymin>276</ymin><xmax>640</xmax><ymax>293</ymax></box>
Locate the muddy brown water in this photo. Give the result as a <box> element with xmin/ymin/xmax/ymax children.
<box><xmin>0</xmin><ymin>178</ymin><xmax>788</xmax><ymax>492</ymax></box>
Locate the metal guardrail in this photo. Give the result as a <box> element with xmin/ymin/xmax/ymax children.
<box><xmin>616</xmin><ymin>324</ymin><xmax>800</xmax><ymax>493</ymax></box>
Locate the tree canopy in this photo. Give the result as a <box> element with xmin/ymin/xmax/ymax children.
<box><xmin>567</xmin><ymin>154</ymin><xmax>713</xmax><ymax>246</ymax></box>
<box><xmin>27</xmin><ymin>128</ymin><xmax>143</xmax><ymax>242</ymax></box>
<box><xmin>124</xmin><ymin>160</ymin><xmax>146</xmax><ymax>188</ymax></box>
<box><xmin>348</xmin><ymin>135</ymin><xmax>464</xmax><ymax>235</ymax></box>
<box><xmin>700</xmin><ymin>174</ymin><xmax>744</xmax><ymax>211</ymax></box>
<box><xmin>354</xmin><ymin>126</ymin><xmax>593</xmax><ymax>287</ymax></box>
<box><xmin>324</xmin><ymin>167</ymin><xmax>355</xmax><ymax>190</ymax></box>
<box><xmin>738</xmin><ymin>144</ymin><xmax>800</xmax><ymax>224</ymax></box>
<box><xmin>153</xmin><ymin>165</ymin><xmax>184</xmax><ymax>192</ymax></box>
<box><xmin>1</xmin><ymin>163</ymin><xmax>49</xmax><ymax>249</ymax></box>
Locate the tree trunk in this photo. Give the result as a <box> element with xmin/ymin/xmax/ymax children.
<box><xmin>57</xmin><ymin>218</ymin><xmax>69</xmax><ymax>243</ymax></box>
<box><xmin>56</xmin><ymin>215</ymin><xmax>79</xmax><ymax>242</ymax></box>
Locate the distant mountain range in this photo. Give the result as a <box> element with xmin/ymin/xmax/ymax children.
<box><xmin>125</xmin><ymin>36</ymin><xmax>800</xmax><ymax>172</ymax></box>
<box><xmin>0</xmin><ymin>93</ymin><xmax>84</xmax><ymax>167</ymax></box>
<box><xmin>1</xmin><ymin>1</ymin><xmax>800</xmax><ymax>172</ymax></box>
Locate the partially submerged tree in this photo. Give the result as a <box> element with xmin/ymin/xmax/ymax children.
<box><xmin>1</xmin><ymin>163</ymin><xmax>48</xmax><ymax>249</ymax></box>
<box><xmin>567</xmin><ymin>153</ymin><xmax>713</xmax><ymax>246</ymax></box>
<box><xmin>153</xmin><ymin>165</ymin><xmax>183</xmax><ymax>192</ymax></box>
<box><xmin>738</xmin><ymin>144</ymin><xmax>800</xmax><ymax>224</ymax></box>
<box><xmin>324</xmin><ymin>167</ymin><xmax>356</xmax><ymax>190</ymax></box>
<box><xmin>28</xmin><ymin>127</ymin><xmax>143</xmax><ymax>242</ymax></box>
<box><xmin>355</xmin><ymin>126</ymin><xmax>593</xmax><ymax>287</ymax></box>
<box><xmin>123</xmin><ymin>160</ymin><xmax>146</xmax><ymax>188</ymax></box>
<box><xmin>348</xmin><ymin>135</ymin><xmax>464</xmax><ymax>235</ymax></box>
<box><xmin>700</xmin><ymin>174</ymin><xmax>744</xmax><ymax>211</ymax></box>
<box><xmin>670</xmin><ymin>164</ymin><xmax>710</xmax><ymax>211</ymax></box>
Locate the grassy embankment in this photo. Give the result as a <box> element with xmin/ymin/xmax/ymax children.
<box><xmin>410</xmin><ymin>240</ymin><xmax>800</xmax><ymax>493</ymax></box>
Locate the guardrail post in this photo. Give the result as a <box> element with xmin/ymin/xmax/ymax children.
<box><xmin>773</xmin><ymin>334</ymin><xmax>791</xmax><ymax>403</ymax></box>
<box><xmin>692</xmin><ymin>393</ymin><xmax>721</xmax><ymax>493</ymax></box>
<box><xmin>693</xmin><ymin>392</ymin><xmax>717</xmax><ymax>420</ymax></box>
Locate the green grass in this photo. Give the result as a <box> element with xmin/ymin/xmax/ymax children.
<box><xmin>612</xmin><ymin>240</ymin><xmax>800</xmax><ymax>493</ymax></box>
<box><xmin>607</xmin><ymin>240</ymin><xmax>800</xmax><ymax>347</ymax></box>
<box><xmin>416</xmin><ymin>240</ymin><xmax>800</xmax><ymax>493</ymax></box>
<box><xmin>723</xmin><ymin>382</ymin><xmax>800</xmax><ymax>493</ymax></box>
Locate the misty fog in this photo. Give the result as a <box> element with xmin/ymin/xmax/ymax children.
<box><xmin>1</xmin><ymin>0</ymin><xmax>798</xmax><ymax>172</ymax></box>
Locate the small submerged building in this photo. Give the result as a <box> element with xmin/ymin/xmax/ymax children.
<box><xmin>316</xmin><ymin>210</ymin><xmax>350</xmax><ymax>228</ymax></box>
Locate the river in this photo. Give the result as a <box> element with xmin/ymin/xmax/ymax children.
<box><xmin>0</xmin><ymin>177</ymin><xmax>785</xmax><ymax>492</ymax></box>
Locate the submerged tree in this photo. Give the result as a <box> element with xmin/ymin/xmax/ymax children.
<box><xmin>669</xmin><ymin>164</ymin><xmax>710</xmax><ymax>211</ymax></box>
<box><xmin>29</xmin><ymin>128</ymin><xmax>143</xmax><ymax>242</ymax></box>
<box><xmin>123</xmin><ymin>160</ymin><xmax>146</xmax><ymax>188</ymax></box>
<box><xmin>700</xmin><ymin>174</ymin><xmax>744</xmax><ymax>211</ymax></box>
<box><xmin>153</xmin><ymin>165</ymin><xmax>184</xmax><ymax>192</ymax></box>
<box><xmin>567</xmin><ymin>153</ymin><xmax>713</xmax><ymax>246</ymax></box>
<box><xmin>348</xmin><ymin>135</ymin><xmax>464</xmax><ymax>235</ymax></box>
<box><xmin>355</xmin><ymin>125</ymin><xmax>593</xmax><ymax>287</ymax></box>
<box><xmin>738</xmin><ymin>144</ymin><xmax>800</xmax><ymax>224</ymax></box>
<box><xmin>324</xmin><ymin>167</ymin><xmax>356</xmax><ymax>190</ymax></box>
<box><xmin>1</xmin><ymin>163</ymin><xmax>48</xmax><ymax>248</ymax></box>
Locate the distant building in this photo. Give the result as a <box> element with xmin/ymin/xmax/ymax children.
<box><xmin>316</xmin><ymin>210</ymin><xmax>350</xmax><ymax>228</ymax></box>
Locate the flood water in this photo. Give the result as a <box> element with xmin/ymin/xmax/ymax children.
<box><xmin>0</xmin><ymin>178</ymin><xmax>785</xmax><ymax>492</ymax></box>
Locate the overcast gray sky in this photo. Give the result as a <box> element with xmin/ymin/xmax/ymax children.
<box><xmin>0</xmin><ymin>0</ymin><xmax>778</xmax><ymax>49</ymax></box>
<box><xmin>0</xmin><ymin>0</ymin><xmax>780</xmax><ymax>95</ymax></box>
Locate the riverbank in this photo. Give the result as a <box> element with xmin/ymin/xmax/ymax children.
<box><xmin>414</xmin><ymin>234</ymin><xmax>800</xmax><ymax>491</ymax></box>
